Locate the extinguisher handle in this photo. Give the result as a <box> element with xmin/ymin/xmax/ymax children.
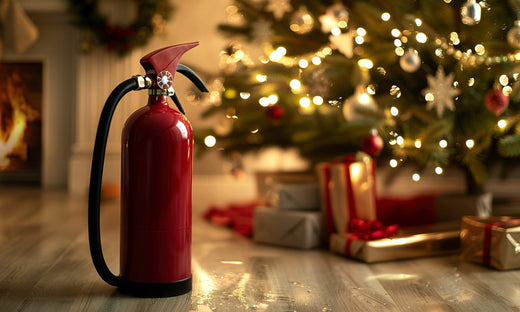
<box><xmin>170</xmin><ymin>64</ymin><xmax>209</xmax><ymax>115</ymax></box>
<box><xmin>176</xmin><ymin>64</ymin><xmax>209</xmax><ymax>93</ymax></box>
<box><xmin>88</xmin><ymin>77</ymin><xmax>144</xmax><ymax>287</ymax></box>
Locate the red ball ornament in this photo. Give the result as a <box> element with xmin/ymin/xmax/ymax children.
<box><xmin>362</xmin><ymin>131</ymin><xmax>384</xmax><ymax>156</ymax></box>
<box><xmin>485</xmin><ymin>88</ymin><xmax>509</xmax><ymax>116</ymax></box>
<box><xmin>266</xmin><ymin>105</ymin><xmax>284</xmax><ymax>121</ymax></box>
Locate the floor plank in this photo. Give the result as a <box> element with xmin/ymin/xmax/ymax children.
<box><xmin>0</xmin><ymin>188</ymin><xmax>519</xmax><ymax>311</ymax></box>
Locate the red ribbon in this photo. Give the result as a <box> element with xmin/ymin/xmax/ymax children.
<box><xmin>344</xmin><ymin>161</ymin><xmax>358</xmax><ymax>229</ymax></box>
<box><xmin>203</xmin><ymin>201</ymin><xmax>258</xmax><ymax>236</ymax></box>
<box><xmin>483</xmin><ymin>224</ymin><xmax>493</xmax><ymax>266</ymax></box>
<box><xmin>344</xmin><ymin>218</ymin><xmax>399</xmax><ymax>256</ymax></box>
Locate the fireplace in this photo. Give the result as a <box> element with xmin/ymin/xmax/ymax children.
<box><xmin>0</xmin><ymin>62</ymin><xmax>42</xmax><ymax>184</ymax></box>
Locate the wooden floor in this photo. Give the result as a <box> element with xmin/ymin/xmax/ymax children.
<box><xmin>1</xmin><ymin>187</ymin><xmax>520</xmax><ymax>311</ymax></box>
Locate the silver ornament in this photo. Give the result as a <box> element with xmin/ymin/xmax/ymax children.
<box><xmin>507</xmin><ymin>21</ymin><xmax>520</xmax><ymax>49</ymax></box>
<box><xmin>399</xmin><ymin>49</ymin><xmax>421</xmax><ymax>73</ymax></box>
<box><xmin>461</xmin><ymin>0</ymin><xmax>481</xmax><ymax>25</ymax></box>
<box><xmin>342</xmin><ymin>90</ymin><xmax>378</xmax><ymax>121</ymax></box>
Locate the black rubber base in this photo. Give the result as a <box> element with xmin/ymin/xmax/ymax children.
<box><xmin>118</xmin><ymin>276</ymin><xmax>192</xmax><ymax>298</ymax></box>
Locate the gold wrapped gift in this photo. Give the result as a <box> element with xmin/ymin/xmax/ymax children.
<box><xmin>330</xmin><ymin>223</ymin><xmax>460</xmax><ymax>263</ymax></box>
<box><xmin>461</xmin><ymin>216</ymin><xmax>520</xmax><ymax>270</ymax></box>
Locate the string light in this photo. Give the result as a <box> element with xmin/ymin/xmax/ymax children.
<box><xmin>498</xmin><ymin>119</ymin><xmax>507</xmax><ymax>129</ymax></box>
<box><xmin>259</xmin><ymin>97</ymin><xmax>270</xmax><ymax>107</ymax></box>
<box><xmin>331</xmin><ymin>27</ymin><xmax>341</xmax><ymax>36</ymax></box>
<box><xmin>269</xmin><ymin>46</ymin><xmax>287</xmax><ymax>61</ymax></box>
<box><xmin>503</xmin><ymin>86</ymin><xmax>513</xmax><ymax>96</ymax></box>
<box><xmin>395</xmin><ymin>47</ymin><xmax>404</xmax><ymax>56</ymax></box>
<box><xmin>414</xmin><ymin>139</ymin><xmax>422</xmax><ymax>148</ymax></box>
<box><xmin>356</xmin><ymin>27</ymin><xmax>367</xmax><ymax>36</ymax></box>
<box><xmin>381</xmin><ymin>12</ymin><xmax>391</xmax><ymax>21</ymax></box>
<box><xmin>435</xmin><ymin>167</ymin><xmax>443</xmax><ymax>175</ymax></box>
<box><xmin>358</xmin><ymin>59</ymin><xmax>373</xmax><ymax>69</ymax></box>
<box><xmin>468</xmin><ymin>78</ymin><xmax>475</xmax><ymax>86</ymax></box>
<box><xmin>312</xmin><ymin>96</ymin><xmax>324</xmax><ymax>105</ymax></box>
<box><xmin>474</xmin><ymin>44</ymin><xmax>485</xmax><ymax>55</ymax></box>
<box><xmin>204</xmin><ymin>135</ymin><xmax>216</xmax><ymax>147</ymax></box>
<box><xmin>299</xmin><ymin>59</ymin><xmax>309</xmax><ymax>68</ymax></box>
<box><xmin>396</xmin><ymin>136</ymin><xmax>404</xmax><ymax>146</ymax></box>
<box><xmin>416</xmin><ymin>32</ymin><xmax>428</xmax><ymax>43</ymax></box>
<box><xmin>424</xmin><ymin>92</ymin><xmax>434</xmax><ymax>102</ymax></box>
<box><xmin>355</xmin><ymin>36</ymin><xmax>365</xmax><ymax>44</ymax></box>
<box><xmin>240</xmin><ymin>92</ymin><xmax>250</xmax><ymax>99</ymax></box>
<box><xmin>450</xmin><ymin>32</ymin><xmax>460</xmax><ymax>45</ymax></box>
<box><xmin>390</xmin><ymin>106</ymin><xmax>399</xmax><ymax>116</ymax></box>
<box><xmin>465</xmin><ymin>139</ymin><xmax>475</xmax><ymax>149</ymax></box>
<box><xmin>391</xmin><ymin>29</ymin><xmax>401</xmax><ymax>37</ymax></box>
<box><xmin>256</xmin><ymin>74</ymin><xmax>267</xmax><ymax>82</ymax></box>
<box><xmin>312</xmin><ymin>56</ymin><xmax>322</xmax><ymax>65</ymax></box>
<box><xmin>439</xmin><ymin>139</ymin><xmax>448</xmax><ymax>148</ymax></box>
<box><xmin>290</xmin><ymin>79</ymin><xmax>301</xmax><ymax>90</ymax></box>
<box><xmin>389</xmin><ymin>159</ymin><xmax>398</xmax><ymax>167</ymax></box>
<box><xmin>412</xmin><ymin>173</ymin><xmax>421</xmax><ymax>181</ymax></box>
<box><xmin>499</xmin><ymin>75</ymin><xmax>509</xmax><ymax>86</ymax></box>
<box><xmin>268</xmin><ymin>94</ymin><xmax>278</xmax><ymax>104</ymax></box>
<box><xmin>299</xmin><ymin>96</ymin><xmax>311</xmax><ymax>107</ymax></box>
<box><xmin>224</xmin><ymin>88</ymin><xmax>237</xmax><ymax>99</ymax></box>
<box><xmin>415</xmin><ymin>18</ymin><xmax>423</xmax><ymax>26</ymax></box>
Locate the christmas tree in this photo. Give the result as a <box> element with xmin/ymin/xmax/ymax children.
<box><xmin>195</xmin><ymin>0</ymin><xmax>520</xmax><ymax>194</ymax></box>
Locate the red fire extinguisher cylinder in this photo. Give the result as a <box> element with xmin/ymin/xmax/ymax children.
<box><xmin>120</xmin><ymin>94</ymin><xmax>193</xmax><ymax>284</ymax></box>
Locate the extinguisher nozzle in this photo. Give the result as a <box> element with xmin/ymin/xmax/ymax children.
<box><xmin>171</xmin><ymin>93</ymin><xmax>186</xmax><ymax>115</ymax></box>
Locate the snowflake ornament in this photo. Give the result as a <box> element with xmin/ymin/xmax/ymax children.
<box><xmin>266</xmin><ymin>0</ymin><xmax>291</xmax><ymax>20</ymax></box>
<box><xmin>422</xmin><ymin>67</ymin><xmax>460</xmax><ymax>117</ymax></box>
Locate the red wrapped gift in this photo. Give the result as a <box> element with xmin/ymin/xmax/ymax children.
<box><xmin>317</xmin><ymin>153</ymin><xmax>377</xmax><ymax>237</ymax></box>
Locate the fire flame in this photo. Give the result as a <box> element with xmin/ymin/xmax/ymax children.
<box><xmin>0</xmin><ymin>69</ymin><xmax>38</xmax><ymax>170</ymax></box>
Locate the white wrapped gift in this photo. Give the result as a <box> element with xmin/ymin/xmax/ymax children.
<box><xmin>253</xmin><ymin>208</ymin><xmax>324</xmax><ymax>249</ymax></box>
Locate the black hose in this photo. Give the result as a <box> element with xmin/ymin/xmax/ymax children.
<box><xmin>88</xmin><ymin>78</ymin><xmax>138</xmax><ymax>287</ymax></box>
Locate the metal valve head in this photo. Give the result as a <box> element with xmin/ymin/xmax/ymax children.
<box><xmin>140</xmin><ymin>42</ymin><xmax>209</xmax><ymax>114</ymax></box>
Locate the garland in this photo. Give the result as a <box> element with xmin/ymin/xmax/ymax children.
<box><xmin>68</xmin><ymin>0</ymin><xmax>173</xmax><ymax>56</ymax></box>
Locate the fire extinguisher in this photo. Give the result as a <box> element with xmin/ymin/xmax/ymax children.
<box><xmin>88</xmin><ymin>42</ymin><xmax>208</xmax><ymax>297</ymax></box>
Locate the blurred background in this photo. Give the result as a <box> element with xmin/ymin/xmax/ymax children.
<box><xmin>2</xmin><ymin>0</ymin><xmax>520</xmax><ymax>206</ymax></box>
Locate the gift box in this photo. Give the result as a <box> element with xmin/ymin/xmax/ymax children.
<box><xmin>255</xmin><ymin>171</ymin><xmax>316</xmax><ymax>205</ymax></box>
<box><xmin>461</xmin><ymin>216</ymin><xmax>520</xmax><ymax>270</ymax></box>
<box><xmin>317</xmin><ymin>153</ymin><xmax>377</xmax><ymax>236</ymax></box>
<box><xmin>264</xmin><ymin>183</ymin><xmax>320</xmax><ymax>210</ymax></box>
<box><xmin>253</xmin><ymin>208</ymin><xmax>324</xmax><ymax>249</ymax></box>
<box><xmin>330</xmin><ymin>222</ymin><xmax>460</xmax><ymax>263</ymax></box>
<box><xmin>376</xmin><ymin>192</ymin><xmax>492</xmax><ymax>227</ymax></box>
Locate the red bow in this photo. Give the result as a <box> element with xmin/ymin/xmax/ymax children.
<box><xmin>348</xmin><ymin>218</ymin><xmax>399</xmax><ymax>241</ymax></box>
